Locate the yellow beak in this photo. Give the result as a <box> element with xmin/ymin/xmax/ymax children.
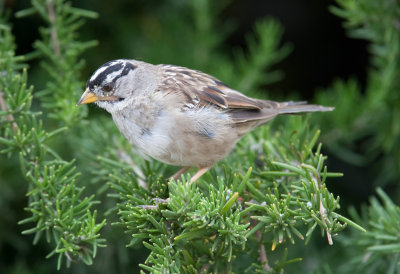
<box><xmin>77</xmin><ymin>88</ymin><xmax>99</xmax><ymax>105</ymax></box>
<box><xmin>77</xmin><ymin>88</ymin><xmax>119</xmax><ymax>105</ymax></box>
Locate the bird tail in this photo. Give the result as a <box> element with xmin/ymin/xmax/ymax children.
<box><xmin>276</xmin><ymin>101</ymin><xmax>334</xmax><ymax>114</ymax></box>
<box><xmin>232</xmin><ymin>100</ymin><xmax>333</xmax><ymax>137</ymax></box>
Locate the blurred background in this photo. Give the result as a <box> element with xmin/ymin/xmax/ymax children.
<box><xmin>3</xmin><ymin>0</ymin><xmax>398</xmax><ymax>273</ymax></box>
<box><xmin>10</xmin><ymin>0</ymin><xmax>368</xmax><ymax>98</ymax></box>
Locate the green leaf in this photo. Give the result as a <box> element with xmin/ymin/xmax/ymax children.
<box><xmin>220</xmin><ymin>192</ymin><xmax>239</xmax><ymax>215</ymax></box>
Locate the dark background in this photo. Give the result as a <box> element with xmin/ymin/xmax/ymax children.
<box><xmin>9</xmin><ymin>0</ymin><xmax>368</xmax><ymax>98</ymax></box>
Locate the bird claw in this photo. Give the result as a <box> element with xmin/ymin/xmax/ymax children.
<box><xmin>137</xmin><ymin>204</ymin><xmax>159</xmax><ymax>210</ymax></box>
<box><xmin>136</xmin><ymin>197</ymin><xmax>170</xmax><ymax>210</ymax></box>
<box><xmin>152</xmin><ymin>197</ymin><xmax>170</xmax><ymax>204</ymax></box>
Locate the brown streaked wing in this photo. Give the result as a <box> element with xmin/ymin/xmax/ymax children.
<box><xmin>160</xmin><ymin>65</ymin><xmax>263</xmax><ymax>110</ymax></box>
<box><xmin>229</xmin><ymin>101</ymin><xmax>281</xmax><ymax>136</ymax></box>
<box><xmin>223</xmin><ymin>88</ymin><xmax>264</xmax><ymax>110</ymax></box>
<box><xmin>229</xmin><ymin>107</ymin><xmax>278</xmax><ymax>124</ymax></box>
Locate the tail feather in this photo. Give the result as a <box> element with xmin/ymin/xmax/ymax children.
<box><xmin>277</xmin><ymin>101</ymin><xmax>334</xmax><ymax>114</ymax></box>
<box><xmin>231</xmin><ymin>100</ymin><xmax>333</xmax><ymax>136</ymax></box>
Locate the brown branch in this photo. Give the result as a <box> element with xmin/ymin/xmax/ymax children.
<box><xmin>256</xmin><ymin>229</ymin><xmax>271</xmax><ymax>272</ymax></box>
<box><xmin>309</xmin><ymin>171</ymin><xmax>333</xmax><ymax>245</ymax></box>
<box><xmin>117</xmin><ymin>149</ymin><xmax>148</xmax><ymax>190</ymax></box>
<box><xmin>46</xmin><ymin>0</ymin><xmax>61</xmax><ymax>57</ymax></box>
<box><xmin>0</xmin><ymin>91</ymin><xmax>19</xmax><ymax>134</ymax></box>
<box><xmin>320</xmin><ymin>199</ymin><xmax>333</xmax><ymax>245</ymax></box>
<box><xmin>200</xmin><ymin>264</ymin><xmax>210</xmax><ymax>273</ymax></box>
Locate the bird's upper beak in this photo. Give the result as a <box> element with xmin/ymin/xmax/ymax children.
<box><xmin>77</xmin><ymin>88</ymin><xmax>99</xmax><ymax>105</ymax></box>
<box><xmin>76</xmin><ymin>88</ymin><xmax>119</xmax><ymax>105</ymax></box>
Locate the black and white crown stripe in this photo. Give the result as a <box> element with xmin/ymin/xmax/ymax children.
<box><xmin>87</xmin><ymin>60</ymin><xmax>137</xmax><ymax>90</ymax></box>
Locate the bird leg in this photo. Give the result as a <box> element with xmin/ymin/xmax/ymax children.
<box><xmin>190</xmin><ymin>166</ymin><xmax>212</xmax><ymax>183</ymax></box>
<box><xmin>171</xmin><ymin>166</ymin><xmax>212</xmax><ymax>183</ymax></box>
<box><xmin>170</xmin><ymin>166</ymin><xmax>190</xmax><ymax>181</ymax></box>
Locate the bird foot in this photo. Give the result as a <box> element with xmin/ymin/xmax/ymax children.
<box><xmin>137</xmin><ymin>197</ymin><xmax>170</xmax><ymax>210</ymax></box>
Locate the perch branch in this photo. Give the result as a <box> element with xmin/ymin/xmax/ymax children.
<box><xmin>256</xmin><ymin>229</ymin><xmax>271</xmax><ymax>271</ymax></box>
<box><xmin>308</xmin><ymin>170</ymin><xmax>333</xmax><ymax>245</ymax></box>
<box><xmin>0</xmin><ymin>91</ymin><xmax>19</xmax><ymax>134</ymax></box>
<box><xmin>46</xmin><ymin>0</ymin><xmax>61</xmax><ymax>57</ymax></box>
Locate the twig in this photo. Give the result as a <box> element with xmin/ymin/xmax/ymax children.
<box><xmin>118</xmin><ymin>149</ymin><xmax>148</xmax><ymax>190</ymax></box>
<box><xmin>256</xmin><ymin>229</ymin><xmax>271</xmax><ymax>271</ymax></box>
<box><xmin>0</xmin><ymin>91</ymin><xmax>19</xmax><ymax>134</ymax></box>
<box><xmin>310</xmin><ymin>172</ymin><xmax>333</xmax><ymax>245</ymax></box>
<box><xmin>319</xmin><ymin>199</ymin><xmax>333</xmax><ymax>245</ymax></box>
<box><xmin>46</xmin><ymin>0</ymin><xmax>61</xmax><ymax>57</ymax></box>
<box><xmin>65</xmin><ymin>252</ymin><xmax>77</xmax><ymax>263</ymax></box>
<box><xmin>200</xmin><ymin>264</ymin><xmax>210</xmax><ymax>273</ymax></box>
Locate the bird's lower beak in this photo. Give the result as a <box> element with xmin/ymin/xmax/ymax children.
<box><xmin>77</xmin><ymin>88</ymin><xmax>119</xmax><ymax>105</ymax></box>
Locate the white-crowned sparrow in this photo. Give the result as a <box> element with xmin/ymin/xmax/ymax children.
<box><xmin>77</xmin><ymin>59</ymin><xmax>333</xmax><ymax>182</ymax></box>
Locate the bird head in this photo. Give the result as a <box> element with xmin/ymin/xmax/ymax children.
<box><xmin>77</xmin><ymin>59</ymin><xmax>153</xmax><ymax>112</ymax></box>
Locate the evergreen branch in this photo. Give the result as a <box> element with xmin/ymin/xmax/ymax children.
<box><xmin>316</xmin><ymin>0</ymin><xmax>400</xmax><ymax>184</ymax></box>
<box><xmin>46</xmin><ymin>0</ymin><xmax>60</xmax><ymax>57</ymax></box>
<box><xmin>301</xmin><ymin>163</ymin><xmax>333</xmax><ymax>245</ymax></box>
<box><xmin>17</xmin><ymin>0</ymin><xmax>98</xmax><ymax>125</ymax></box>
<box><xmin>0</xmin><ymin>91</ymin><xmax>19</xmax><ymax>134</ymax></box>
<box><xmin>235</xmin><ymin>18</ymin><xmax>292</xmax><ymax>93</ymax></box>
<box><xmin>1</xmin><ymin>0</ymin><xmax>374</xmax><ymax>272</ymax></box>
<box><xmin>0</xmin><ymin>10</ymin><xmax>106</xmax><ymax>269</ymax></box>
<box><xmin>103</xmin><ymin>116</ymin><xmax>356</xmax><ymax>272</ymax></box>
<box><xmin>336</xmin><ymin>187</ymin><xmax>400</xmax><ymax>272</ymax></box>
<box><xmin>256</xmin><ymin>229</ymin><xmax>271</xmax><ymax>271</ymax></box>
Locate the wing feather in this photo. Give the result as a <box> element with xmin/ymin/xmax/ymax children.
<box><xmin>158</xmin><ymin>64</ymin><xmax>333</xmax><ymax>137</ymax></box>
<box><xmin>159</xmin><ymin>65</ymin><xmax>263</xmax><ymax>110</ymax></box>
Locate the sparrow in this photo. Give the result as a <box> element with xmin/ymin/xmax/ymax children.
<box><xmin>77</xmin><ymin>59</ymin><xmax>333</xmax><ymax>182</ymax></box>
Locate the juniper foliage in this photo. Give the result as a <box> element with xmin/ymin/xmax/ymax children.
<box><xmin>0</xmin><ymin>7</ymin><xmax>105</xmax><ymax>270</ymax></box>
<box><xmin>1</xmin><ymin>0</ymin><xmax>399</xmax><ymax>273</ymax></box>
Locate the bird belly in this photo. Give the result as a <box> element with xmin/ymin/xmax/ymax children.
<box><xmin>113</xmin><ymin>106</ymin><xmax>239</xmax><ymax>167</ymax></box>
<box><xmin>155</xmin><ymin>107</ymin><xmax>239</xmax><ymax>167</ymax></box>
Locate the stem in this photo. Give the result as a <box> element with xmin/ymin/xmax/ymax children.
<box><xmin>46</xmin><ymin>0</ymin><xmax>61</xmax><ymax>57</ymax></box>
<box><xmin>320</xmin><ymin>199</ymin><xmax>333</xmax><ymax>245</ymax></box>
<box><xmin>0</xmin><ymin>91</ymin><xmax>19</xmax><ymax>134</ymax></box>
<box><xmin>256</xmin><ymin>229</ymin><xmax>271</xmax><ymax>271</ymax></box>
<box><xmin>309</xmin><ymin>171</ymin><xmax>333</xmax><ymax>245</ymax></box>
<box><xmin>117</xmin><ymin>149</ymin><xmax>148</xmax><ymax>190</ymax></box>
<box><xmin>200</xmin><ymin>264</ymin><xmax>210</xmax><ymax>273</ymax></box>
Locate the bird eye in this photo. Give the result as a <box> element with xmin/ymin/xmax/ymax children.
<box><xmin>102</xmin><ymin>83</ymin><xmax>114</xmax><ymax>92</ymax></box>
